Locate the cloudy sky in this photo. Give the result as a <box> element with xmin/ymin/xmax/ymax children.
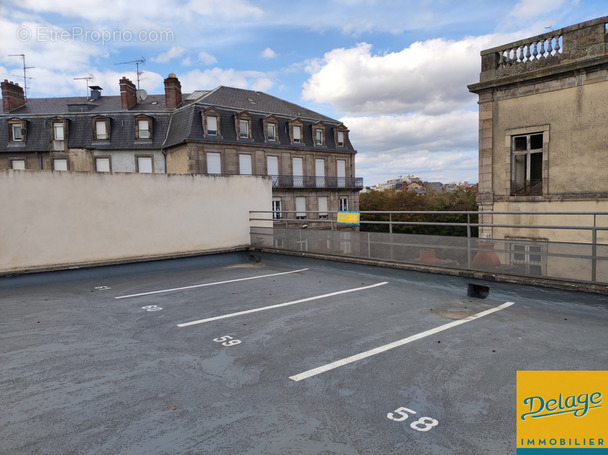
<box><xmin>2</xmin><ymin>0</ymin><xmax>606</xmax><ymax>186</ymax></box>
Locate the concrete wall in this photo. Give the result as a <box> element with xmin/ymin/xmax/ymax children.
<box><xmin>0</xmin><ymin>170</ymin><xmax>272</xmax><ymax>274</ymax></box>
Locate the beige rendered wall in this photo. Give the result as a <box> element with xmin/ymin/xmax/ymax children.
<box><xmin>0</xmin><ymin>170</ymin><xmax>272</xmax><ymax>274</ymax></box>
<box><xmin>493</xmin><ymin>81</ymin><xmax>608</xmax><ymax>196</ymax></box>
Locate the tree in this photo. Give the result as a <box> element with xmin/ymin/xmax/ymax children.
<box><xmin>359</xmin><ymin>187</ymin><xmax>478</xmax><ymax>236</ymax></box>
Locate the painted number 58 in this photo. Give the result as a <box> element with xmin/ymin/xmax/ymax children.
<box><xmin>387</xmin><ymin>407</ymin><xmax>439</xmax><ymax>432</ymax></box>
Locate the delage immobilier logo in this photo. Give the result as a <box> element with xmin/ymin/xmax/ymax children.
<box><xmin>517</xmin><ymin>371</ymin><xmax>608</xmax><ymax>454</ymax></box>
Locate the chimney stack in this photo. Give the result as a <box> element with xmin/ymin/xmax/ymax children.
<box><xmin>2</xmin><ymin>80</ymin><xmax>26</xmax><ymax>112</ymax></box>
<box><xmin>164</xmin><ymin>73</ymin><xmax>182</xmax><ymax>109</ymax></box>
<box><xmin>119</xmin><ymin>77</ymin><xmax>137</xmax><ymax>109</ymax></box>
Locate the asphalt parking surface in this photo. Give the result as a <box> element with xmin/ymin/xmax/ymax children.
<box><xmin>1</xmin><ymin>252</ymin><xmax>607</xmax><ymax>455</ymax></box>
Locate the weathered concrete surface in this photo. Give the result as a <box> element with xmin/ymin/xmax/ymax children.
<box><xmin>1</xmin><ymin>252</ymin><xmax>607</xmax><ymax>454</ymax></box>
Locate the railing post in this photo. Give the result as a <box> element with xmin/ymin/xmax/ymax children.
<box><xmin>467</xmin><ymin>213</ymin><xmax>472</xmax><ymax>269</ymax></box>
<box><xmin>389</xmin><ymin>212</ymin><xmax>393</xmax><ymax>234</ymax></box>
<box><xmin>592</xmin><ymin>214</ymin><xmax>597</xmax><ymax>283</ymax></box>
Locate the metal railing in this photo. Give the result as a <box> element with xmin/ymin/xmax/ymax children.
<box><xmin>269</xmin><ymin>175</ymin><xmax>364</xmax><ymax>189</ymax></box>
<box><xmin>249</xmin><ymin>210</ymin><xmax>608</xmax><ymax>286</ymax></box>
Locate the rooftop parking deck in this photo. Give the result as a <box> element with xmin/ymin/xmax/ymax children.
<box><xmin>1</xmin><ymin>251</ymin><xmax>607</xmax><ymax>454</ymax></box>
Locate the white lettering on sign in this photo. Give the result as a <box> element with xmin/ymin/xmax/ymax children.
<box><xmin>387</xmin><ymin>406</ymin><xmax>439</xmax><ymax>432</ymax></box>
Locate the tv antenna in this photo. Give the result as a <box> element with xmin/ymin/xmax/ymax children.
<box><xmin>73</xmin><ymin>74</ymin><xmax>95</xmax><ymax>99</ymax></box>
<box><xmin>9</xmin><ymin>53</ymin><xmax>34</xmax><ymax>99</ymax></box>
<box><xmin>114</xmin><ymin>57</ymin><xmax>145</xmax><ymax>90</ymax></box>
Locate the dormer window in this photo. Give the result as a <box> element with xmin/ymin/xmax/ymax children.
<box><xmin>334</xmin><ymin>124</ymin><xmax>349</xmax><ymax>148</ymax></box>
<box><xmin>290</xmin><ymin>118</ymin><xmax>303</xmax><ymax>145</ymax></box>
<box><xmin>93</xmin><ymin>117</ymin><xmax>110</xmax><ymax>141</ymax></box>
<box><xmin>51</xmin><ymin>118</ymin><xmax>66</xmax><ymax>151</ymax></box>
<box><xmin>135</xmin><ymin>115</ymin><xmax>153</xmax><ymax>140</ymax></box>
<box><xmin>263</xmin><ymin>115</ymin><xmax>279</xmax><ymax>142</ymax></box>
<box><xmin>203</xmin><ymin>109</ymin><xmax>221</xmax><ymax>137</ymax></box>
<box><xmin>8</xmin><ymin>119</ymin><xmax>25</xmax><ymax>142</ymax></box>
<box><xmin>313</xmin><ymin>122</ymin><xmax>325</xmax><ymax>146</ymax></box>
<box><xmin>207</xmin><ymin>116</ymin><xmax>218</xmax><ymax>135</ymax></box>
<box><xmin>239</xmin><ymin>119</ymin><xmax>249</xmax><ymax>138</ymax></box>
<box><xmin>236</xmin><ymin>111</ymin><xmax>252</xmax><ymax>140</ymax></box>
<box><xmin>53</xmin><ymin>123</ymin><xmax>64</xmax><ymax>141</ymax></box>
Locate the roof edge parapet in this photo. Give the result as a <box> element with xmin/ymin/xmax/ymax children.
<box><xmin>469</xmin><ymin>16</ymin><xmax>608</xmax><ymax>91</ymax></box>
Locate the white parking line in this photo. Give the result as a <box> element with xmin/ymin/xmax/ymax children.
<box><xmin>115</xmin><ymin>268</ymin><xmax>310</xmax><ymax>299</ymax></box>
<box><xmin>177</xmin><ymin>281</ymin><xmax>389</xmax><ymax>327</ymax></box>
<box><xmin>289</xmin><ymin>301</ymin><xmax>515</xmax><ymax>382</ymax></box>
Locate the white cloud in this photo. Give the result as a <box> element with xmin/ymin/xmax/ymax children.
<box><xmin>342</xmin><ymin>111</ymin><xmax>478</xmax><ymax>153</ymax></box>
<box><xmin>177</xmin><ymin>68</ymin><xmax>273</xmax><ymax>92</ymax></box>
<box><xmin>151</xmin><ymin>46</ymin><xmax>185</xmax><ymax>63</ymax></box>
<box><xmin>302</xmin><ymin>35</ymin><xmax>516</xmax><ymax>116</ymax></box>
<box><xmin>261</xmin><ymin>47</ymin><xmax>277</xmax><ymax>59</ymax></box>
<box><xmin>198</xmin><ymin>51</ymin><xmax>218</xmax><ymax>65</ymax></box>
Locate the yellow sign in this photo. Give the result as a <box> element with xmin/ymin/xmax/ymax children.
<box><xmin>517</xmin><ymin>371</ymin><xmax>608</xmax><ymax>453</ymax></box>
<box><xmin>337</xmin><ymin>211</ymin><xmax>360</xmax><ymax>225</ymax></box>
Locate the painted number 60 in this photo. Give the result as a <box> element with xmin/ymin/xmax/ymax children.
<box><xmin>387</xmin><ymin>407</ymin><xmax>439</xmax><ymax>432</ymax></box>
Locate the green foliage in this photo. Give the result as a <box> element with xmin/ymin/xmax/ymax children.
<box><xmin>359</xmin><ymin>187</ymin><xmax>478</xmax><ymax>236</ymax></box>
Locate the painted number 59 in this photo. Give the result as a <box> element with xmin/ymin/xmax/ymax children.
<box><xmin>387</xmin><ymin>407</ymin><xmax>439</xmax><ymax>432</ymax></box>
<box><xmin>213</xmin><ymin>335</ymin><xmax>241</xmax><ymax>347</ymax></box>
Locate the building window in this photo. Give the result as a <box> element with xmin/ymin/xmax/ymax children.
<box><xmin>315</xmin><ymin>129</ymin><xmax>323</xmax><ymax>145</ymax></box>
<box><xmin>315</xmin><ymin>158</ymin><xmax>325</xmax><ymax>187</ymax></box>
<box><xmin>264</xmin><ymin>115</ymin><xmax>279</xmax><ymax>142</ymax></box>
<box><xmin>292</xmin><ymin>157</ymin><xmax>303</xmax><ymax>188</ymax></box>
<box><xmin>267</xmin><ymin>155</ymin><xmax>279</xmax><ymax>186</ymax></box>
<box><xmin>272</xmin><ymin>197</ymin><xmax>282</xmax><ymax>220</ymax></box>
<box><xmin>337</xmin><ymin>159</ymin><xmax>346</xmax><ymax>188</ymax></box>
<box><xmin>207</xmin><ymin>152</ymin><xmax>221</xmax><ymax>174</ymax></box>
<box><xmin>339</xmin><ymin>197</ymin><xmax>348</xmax><ymax>211</ymax></box>
<box><xmin>318</xmin><ymin>196</ymin><xmax>328</xmax><ymax>219</ymax></box>
<box><xmin>9</xmin><ymin>120</ymin><xmax>25</xmax><ymax>142</ymax></box>
<box><xmin>11</xmin><ymin>159</ymin><xmax>26</xmax><ymax>170</ymax></box>
<box><xmin>337</xmin><ymin>131</ymin><xmax>345</xmax><ymax>147</ymax></box>
<box><xmin>136</xmin><ymin>116</ymin><xmax>152</xmax><ymax>140</ymax></box>
<box><xmin>313</xmin><ymin>122</ymin><xmax>325</xmax><ymax>146</ymax></box>
<box><xmin>137</xmin><ymin>156</ymin><xmax>153</xmax><ymax>173</ymax></box>
<box><xmin>511</xmin><ymin>133</ymin><xmax>543</xmax><ymax>196</ymax></box>
<box><xmin>267</xmin><ymin>123</ymin><xmax>276</xmax><ymax>141</ymax></box>
<box><xmin>53</xmin><ymin>158</ymin><xmax>68</xmax><ymax>171</ymax></box>
<box><xmin>95</xmin><ymin>157</ymin><xmax>111</xmax><ymax>172</ymax></box>
<box><xmin>508</xmin><ymin>238</ymin><xmax>546</xmax><ymax>276</ymax></box>
<box><xmin>207</xmin><ymin>116</ymin><xmax>218</xmax><ymax>136</ymax></box>
<box><xmin>53</xmin><ymin>122</ymin><xmax>64</xmax><ymax>140</ymax></box>
<box><xmin>94</xmin><ymin>118</ymin><xmax>110</xmax><ymax>141</ymax></box>
<box><xmin>239</xmin><ymin>119</ymin><xmax>249</xmax><ymax>138</ymax></box>
<box><xmin>296</xmin><ymin>196</ymin><xmax>306</xmax><ymax>220</ymax></box>
<box><xmin>239</xmin><ymin>154</ymin><xmax>252</xmax><ymax>175</ymax></box>
<box><xmin>293</xmin><ymin>125</ymin><xmax>301</xmax><ymax>144</ymax></box>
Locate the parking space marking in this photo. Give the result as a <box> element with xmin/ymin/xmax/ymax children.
<box><xmin>289</xmin><ymin>301</ymin><xmax>515</xmax><ymax>382</ymax></box>
<box><xmin>115</xmin><ymin>268</ymin><xmax>310</xmax><ymax>299</ymax></box>
<box><xmin>176</xmin><ymin>281</ymin><xmax>389</xmax><ymax>327</ymax></box>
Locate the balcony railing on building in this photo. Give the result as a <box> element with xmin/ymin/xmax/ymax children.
<box><xmin>269</xmin><ymin>175</ymin><xmax>364</xmax><ymax>189</ymax></box>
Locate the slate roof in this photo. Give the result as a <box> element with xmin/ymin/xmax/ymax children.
<box><xmin>1</xmin><ymin>85</ymin><xmax>354</xmax><ymax>153</ymax></box>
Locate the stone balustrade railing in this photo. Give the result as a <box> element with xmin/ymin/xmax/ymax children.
<box><xmin>474</xmin><ymin>16</ymin><xmax>608</xmax><ymax>84</ymax></box>
<box><xmin>497</xmin><ymin>34</ymin><xmax>562</xmax><ymax>68</ymax></box>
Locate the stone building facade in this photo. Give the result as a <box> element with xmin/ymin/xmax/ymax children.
<box><xmin>1</xmin><ymin>75</ymin><xmax>362</xmax><ymax>223</ymax></box>
<box><xmin>468</xmin><ymin>16</ymin><xmax>608</xmax><ymax>281</ymax></box>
